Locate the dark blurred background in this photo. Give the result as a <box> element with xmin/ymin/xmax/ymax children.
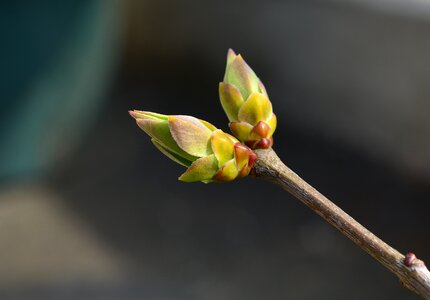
<box><xmin>1</xmin><ymin>0</ymin><xmax>429</xmax><ymax>299</ymax></box>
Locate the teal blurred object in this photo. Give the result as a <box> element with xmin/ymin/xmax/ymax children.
<box><xmin>0</xmin><ymin>0</ymin><xmax>122</xmax><ymax>182</ymax></box>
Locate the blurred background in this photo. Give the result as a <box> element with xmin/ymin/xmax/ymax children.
<box><xmin>1</xmin><ymin>0</ymin><xmax>429</xmax><ymax>299</ymax></box>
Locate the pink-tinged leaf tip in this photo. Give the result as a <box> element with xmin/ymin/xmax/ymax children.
<box><xmin>227</xmin><ymin>48</ymin><xmax>237</xmax><ymax>59</ymax></box>
<box><xmin>129</xmin><ymin>110</ymin><xmax>137</xmax><ymax>118</ymax></box>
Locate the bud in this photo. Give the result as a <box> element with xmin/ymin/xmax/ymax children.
<box><xmin>220</xmin><ymin>49</ymin><xmax>277</xmax><ymax>149</ymax></box>
<box><xmin>129</xmin><ymin>110</ymin><xmax>257</xmax><ymax>183</ymax></box>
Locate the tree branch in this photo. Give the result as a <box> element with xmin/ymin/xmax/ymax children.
<box><xmin>253</xmin><ymin>148</ymin><xmax>430</xmax><ymax>299</ymax></box>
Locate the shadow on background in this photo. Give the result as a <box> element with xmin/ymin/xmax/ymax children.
<box><xmin>0</xmin><ymin>0</ymin><xmax>429</xmax><ymax>299</ymax></box>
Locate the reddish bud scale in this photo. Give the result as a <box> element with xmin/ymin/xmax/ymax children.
<box><xmin>238</xmin><ymin>149</ymin><xmax>257</xmax><ymax>176</ymax></box>
<box><xmin>234</xmin><ymin>143</ymin><xmax>258</xmax><ymax>177</ymax></box>
<box><xmin>252</xmin><ymin>121</ymin><xmax>270</xmax><ymax>138</ymax></box>
<box><xmin>245</xmin><ymin>137</ymin><xmax>273</xmax><ymax>149</ymax></box>
<box><xmin>248</xmin><ymin>150</ymin><xmax>258</xmax><ymax>168</ymax></box>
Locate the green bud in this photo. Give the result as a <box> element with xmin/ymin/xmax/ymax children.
<box><xmin>129</xmin><ymin>110</ymin><xmax>257</xmax><ymax>183</ymax></box>
<box><xmin>220</xmin><ymin>49</ymin><xmax>277</xmax><ymax>149</ymax></box>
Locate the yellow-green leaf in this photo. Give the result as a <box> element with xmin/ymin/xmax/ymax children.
<box><xmin>136</xmin><ymin>118</ymin><xmax>196</xmax><ymax>161</ymax></box>
<box><xmin>168</xmin><ymin>115</ymin><xmax>213</xmax><ymax>157</ymax></box>
<box><xmin>152</xmin><ymin>139</ymin><xmax>193</xmax><ymax>167</ymax></box>
<box><xmin>210</xmin><ymin>129</ymin><xmax>236</xmax><ymax>167</ymax></box>
<box><xmin>238</xmin><ymin>93</ymin><xmax>272</xmax><ymax>126</ymax></box>
<box><xmin>225</xmin><ymin>55</ymin><xmax>260</xmax><ymax>101</ymax></box>
<box><xmin>219</xmin><ymin>82</ymin><xmax>244</xmax><ymax>121</ymax></box>
<box><xmin>267</xmin><ymin>113</ymin><xmax>277</xmax><ymax>136</ymax></box>
<box><xmin>213</xmin><ymin>159</ymin><xmax>239</xmax><ymax>182</ymax></box>
<box><xmin>178</xmin><ymin>154</ymin><xmax>219</xmax><ymax>182</ymax></box>
<box><xmin>229</xmin><ymin>121</ymin><xmax>253</xmax><ymax>142</ymax></box>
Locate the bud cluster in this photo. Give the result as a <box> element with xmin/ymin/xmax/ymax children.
<box><xmin>220</xmin><ymin>49</ymin><xmax>276</xmax><ymax>149</ymax></box>
<box><xmin>130</xmin><ymin>49</ymin><xmax>277</xmax><ymax>183</ymax></box>
<box><xmin>129</xmin><ymin>111</ymin><xmax>257</xmax><ymax>183</ymax></box>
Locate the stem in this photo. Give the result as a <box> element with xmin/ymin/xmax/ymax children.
<box><xmin>253</xmin><ymin>148</ymin><xmax>430</xmax><ymax>299</ymax></box>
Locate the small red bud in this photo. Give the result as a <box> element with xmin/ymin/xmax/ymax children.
<box><xmin>128</xmin><ymin>110</ymin><xmax>137</xmax><ymax>118</ymax></box>
<box><xmin>404</xmin><ymin>252</ymin><xmax>416</xmax><ymax>267</ymax></box>
<box><xmin>256</xmin><ymin>138</ymin><xmax>271</xmax><ymax>149</ymax></box>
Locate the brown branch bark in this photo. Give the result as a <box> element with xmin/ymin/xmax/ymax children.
<box><xmin>253</xmin><ymin>148</ymin><xmax>430</xmax><ymax>299</ymax></box>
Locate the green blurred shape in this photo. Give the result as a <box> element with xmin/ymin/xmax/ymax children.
<box><xmin>0</xmin><ymin>0</ymin><xmax>122</xmax><ymax>182</ymax></box>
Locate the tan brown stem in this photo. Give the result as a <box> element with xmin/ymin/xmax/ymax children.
<box><xmin>253</xmin><ymin>148</ymin><xmax>430</xmax><ymax>299</ymax></box>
